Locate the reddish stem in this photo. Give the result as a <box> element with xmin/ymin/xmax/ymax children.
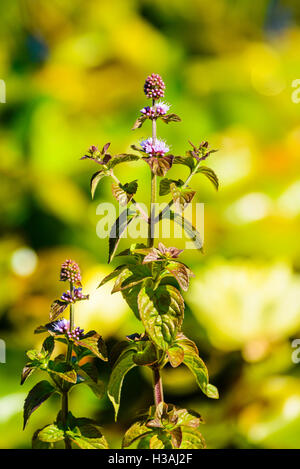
<box><xmin>153</xmin><ymin>367</ymin><xmax>164</xmax><ymax>406</ymax></box>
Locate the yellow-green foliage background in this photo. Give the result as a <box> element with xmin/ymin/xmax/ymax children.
<box><xmin>1</xmin><ymin>0</ymin><xmax>300</xmax><ymax>449</ymax></box>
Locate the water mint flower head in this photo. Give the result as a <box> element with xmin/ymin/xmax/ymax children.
<box><xmin>140</xmin><ymin>101</ymin><xmax>170</xmax><ymax>119</ymax></box>
<box><xmin>60</xmin><ymin>259</ymin><xmax>82</xmax><ymax>286</ymax></box>
<box><xmin>61</xmin><ymin>287</ymin><xmax>89</xmax><ymax>304</ymax></box>
<box><xmin>61</xmin><ymin>290</ymin><xmax>74</xmax><ymax>303</ymax></box>
<box><xmin>155</xmin><ymin>101</ymin><xmax>170</xmax><ymax>115</ymax></box>
<box><xmin>140</xmin><ymin>137</ymin><xmax>170</xmax><ymax>157</ymax></box>
<box><xmin>140</xmin><ymin>106</ymin><xmax>155</xmax><ymax>118</ymax></box>
<box><xmin>67</xmin><ymin>326</ymin><xmax>85</xmax><ymax>341</ymax></box>
<box><xmin>49</xmin><ymin>318</ymin><xmax>70</xmax><ymax>334</ymax></box>
<box><xmin>144</xmin><ymin>73</ymin><xmax>165</xmax><ymax>100</ymax></box>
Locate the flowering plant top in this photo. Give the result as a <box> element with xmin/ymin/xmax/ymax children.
<box><xmin>80</xmin><ymin>73</ymin><xmax>220</xmax><ymax>449</ymax></box>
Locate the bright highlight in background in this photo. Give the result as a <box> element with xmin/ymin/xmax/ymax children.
<box><xmin>10</xmin><ymin>247</ymin><xmax>38</xmax><ymax>277</ymax></box>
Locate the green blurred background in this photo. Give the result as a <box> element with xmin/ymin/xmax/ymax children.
<box><xmin>1</xmin><ymin>0</ymin><xmax>300</xmax><ymax>449</ymax></box>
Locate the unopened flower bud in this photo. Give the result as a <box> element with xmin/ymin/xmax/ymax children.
<box><xmin>60</xmin><ymin>259</ymin><xmax>82</xmax><ymax>286</ymax></box>
<box><xmin>144</xmin><ymin>73</ymin><xmax>165</xmax><ymax>100</ymax></box>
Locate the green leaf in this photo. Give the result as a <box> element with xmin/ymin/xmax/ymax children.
<box><xmin>173</xmin><ymin>155</ymin><xmax>195</xmax><ymax>172</ymax></box>
<box><xmin>180</xmin><ymin>427</ymin><xmax>206</xmax><ymax>449</ymax></box>
<box><xmin>107</xmin><ymin>349</ymin><xmax>137</xmax><ymax>420</ymax></box>
<box><xmin>144</xmin><ymin>155</ymin><xmax>173</xmax><ymax>177</ymax></box>
<box><xmin>138</xmin><ymin>284</ymin><xmax>184</xmax><ymax>351</ymax></box>
<box><xmin>176</xmin><ymin>408</ymin><xmax>204</xmax><ymax>428</ymax></box>
<box><xmin>166</xmin><ymin>261</ymin><xmax>193</xmax><ymax>292</ymax></box>
<box><xmin>38</xmin><ymin>424</ymin><xmax>65</xmax><ymax>443</ymax></box>
<box><xmin>160</xmin><ymin>210</ymin><xmax>203</xmax><ymax>251</ymax></box>
<box><xmin>177</xmin><ymin>335</ymin><xmax>219</xmax><ymax>399</ymax></box>
<box><xmin>97</xmin><ymin>265</ymin><xmax>127</xmax><ymax>288</ymax></box>
<box><xmin>48</xmin><ymin>361</ymin><xmax>77</xmax><ymax>384</ymax></box>
<box><xmin>149</xmin><ymin>432</ymin><xmax>173</xmax><ymax>449</ymax></box>
<box><xmin>108</xmin><ymin>208</ymin><xmax>138</xmax><ymax>263</ymax></box>
<box><xmin>26</xmin><ymin>350</ymin><xmax>40</xmax><ymax>361</ymax></box>
<box><xmin>107</xmin><ymin>153</ymin><xmax>140</xmax><ymax>169</ymax></box>
<box><xmin>23</xmin><ymin>380</ymin><xmax>55</xmax><ymax>429</ymax></box>
<box><xmin>67</xmin><ymin>420</ymin><xmax>108</xmax><ymax>449</ymax></box>
<box><xmin>122</xmin><ymin>421</ymin><xmax>154</xmax><ymax>448</ymax></box>
<box><xmin>170</xmin><ymin>183</ymin><xmax>195</xmax><ymax>210</ymax></box>
<box><xmin>132</xmin><ymin>341</ymin><xmax>158</xmax><ymax>366</ymax></box>
<box><xmin>42</xmin><ymin>336</ymin><xmax>55</xmax><ymax>357</ymax></box>
<box><xmin>170</xmin><ymin>427</ymin><xmax>182</xmax><ymax>448</ymax></box>
<box><xmin>121</xmin><ymin>283</ymin><xmax>143</xmax><ymax>320</ymax></box>
<box><xmin>111</xmin><ymin>180</ymin><xmax>138</xmax><ymax>206</ymax></box>
<box><xmin>159</xmin><ymin>178</ymin><xmax>184</xmax><ymax>196</ymax></box>
<box><xmin>32</xmin><ymin>428</ymin><xmax>52</xmax><ymax>449</ymax></box>
<box><xmin>50</xmin><ymin>300</ymin><xmax>68</xmax><ymax>321</ymax></box>
<box><xmin>166</xmin><ymin>344</ymin><xmax>184</xmax><ymax>368</ymax></box>
<box><xmin>196</xmin><ymin>165</ymin><xmax>219</xmax><ymax>190</ymax></box>
<box><xmin>161</xmin><ymin>113</ymin><xmax>181</xmax><ymax>124</ymax></box>
<box><xmin>21</xmin><ymin>365</ymin><xmax>36</xmax><ymax>385</ymax></box>
<box><xmin>111</xmin><ymin>265</ymin><xmax>152</xmax><ymax>293</ymax></box>
<box><xmin>90</xmin><ymin>170</ymin><xmax>108</xmax><ymax>199</ymax></box>
<box><xmin>34</xmin><ymin>325</ymin><xmax>48</xmax><ymax>334</ymax></box>
<box><xmin>74</xmin><ymin>332</ymin><xmax>108</xmax><ymax>361</ymax></box>
<box><xmin>132</xmin><ymin>115</ymin><xmax>147</xmax><ymax>130</ymax></box>
<box><xmin>77</xmin><ymin>362</ymin><xmax>105</xmax><ymax>399</ymax></box>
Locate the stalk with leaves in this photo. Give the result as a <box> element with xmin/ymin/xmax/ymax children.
<box><xmin>21</xmin><ymin>260</ymin><xmax>109</xmax><ymax>449</ymax></box>
<box><xmin>84</xmin><ymin>73</ymin><xmax>220</xmax><ymax>449</ymax></box>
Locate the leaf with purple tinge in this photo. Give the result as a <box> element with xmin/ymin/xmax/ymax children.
<box><xmin>73</xmin><ymin>332</ymin><xmax>108</xmax><ymax>361</ymax></box>
<box><xmin>23</xmin><ymin>380</ymin><xmax>56</xmax><ymax>429</ymax></box>
<box><xmin>143</xmin><ymin>155</ymin><xmax>174</xmax><ymax>177</ymax></box>
<box><xmin>196</xmin><ymin>165</ymin><xmax>219</xmax><ymax>190</ymax></box>
<box><xmin>90</xmin><ymin>170</ymin><xmax>109</xmax><ymax>199</ymax></box>
<box><xmin>166</xmin><ymin>261</ymin><xmax>194</xmax><ymax>291</ymax></box>
<box><xmin>108</xmin><ymin>208</ymin><xmax>138</xmax><ymax>263</ymax></box>
<box><xmin>170</xmin><ymin>426</ymin><xmax>182</xmax><ymax>448</ymax></box>
<box><xmin>161</xmin><ymin>113</ymin><xmax>181</xmax><ymax>124</ymax></box>
<box><xmin>122</xmin><ymin>421</ymin><xmax>154</xmax><ymax>448</ymax></box>
<box><xmin>138</xmin><ymin>284</ymin><xmax>184</xmax><ymax>351</ymax></box>
<box><xmin>166</xmin><ymin>344</ymin><xmax>184</xmax><ymax>367</ymax></box>
<box><xmin>50</xmin><ymin>299</ymin><xmax>68</xmax><ymax>321</ymax></box>
<box><xmin>107</xmin><ymin>153</ymin><xmax>140</xmax><ymax>169</ymax></box>
<box><xmin>170</xmin><ymin>182</ymin><xmax>195</xmax><ymax>210</ymax></box>
<box><xmin>132</xmin><ymin>115</ymin><xmax>147</xmax><ymax>130</ymax></box>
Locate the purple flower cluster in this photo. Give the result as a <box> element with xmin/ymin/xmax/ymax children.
<box><xmin>67</xmin><ymin>326</ymin><xmax>85</xmax><ymax>341</ymax></box>
<box><xmin>61</xmin><ymin>288</ymin><xmax>89</xmax><ymax>304</ymax></box>
<box><xmin>140</xmin><ymin>137</ymin><xmax>170</xmax><ymax>157</ymax></box>
<box><xmin>60</xmin><ymin>259</ymin><xmax>82</xmax><ymax>286</ymax></box>
<box><xmin>50</xmin><ymin>318</ymin><xmax>70</xmax><ymax>334</ymax></box>
<box><xmin>144</xmin><ymin>73</ymin><xmax>165</xmax><ymax>100</ymax></box>
<box><xmin>140</xmin><ymin>101</ymin><xmax>170</xmax><ymax>119</ymax></box>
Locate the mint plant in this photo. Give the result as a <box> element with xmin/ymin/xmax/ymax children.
<box><xmin>84</xmin><ymin>74</ymin><xmax>220</xmax><ymax>449</ymax></box>
<box><xmin>21</xmin><ymin>260</ymin><xmax>109</xmax><ymax>449</ymax></box>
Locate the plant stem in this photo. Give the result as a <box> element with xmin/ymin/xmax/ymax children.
<box><xmin>62</xmin><ymin>281</ymin><xmax>74</xmax><ymax>449</ymax></box>
<box><xmin>153</xmin><ymin>367</ymin><xmax>164</xmax><ymax>406</ymax></box>
<box><xmin>61</xmin><ymin>392</ymin><xmax>72</xmax><ymax>449</ymax></box>
<box><xmin>66</xmin><ymin>304</ymin><xmax>74</xmax><ymax>362</ymax></box>
<box><xmin>148</xmin><ymin>99</ymin><xmax>157</xmax><ymax>248</ymax></box>
<box><xmin>148</xmin><ymin>171</ymin><xmax>156</xmax><ymax>247</ymax></box>
<box><xmin>148</xmin><ymin>100</ymin><xmax>164</xmax><ymax>407</ymax></box>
